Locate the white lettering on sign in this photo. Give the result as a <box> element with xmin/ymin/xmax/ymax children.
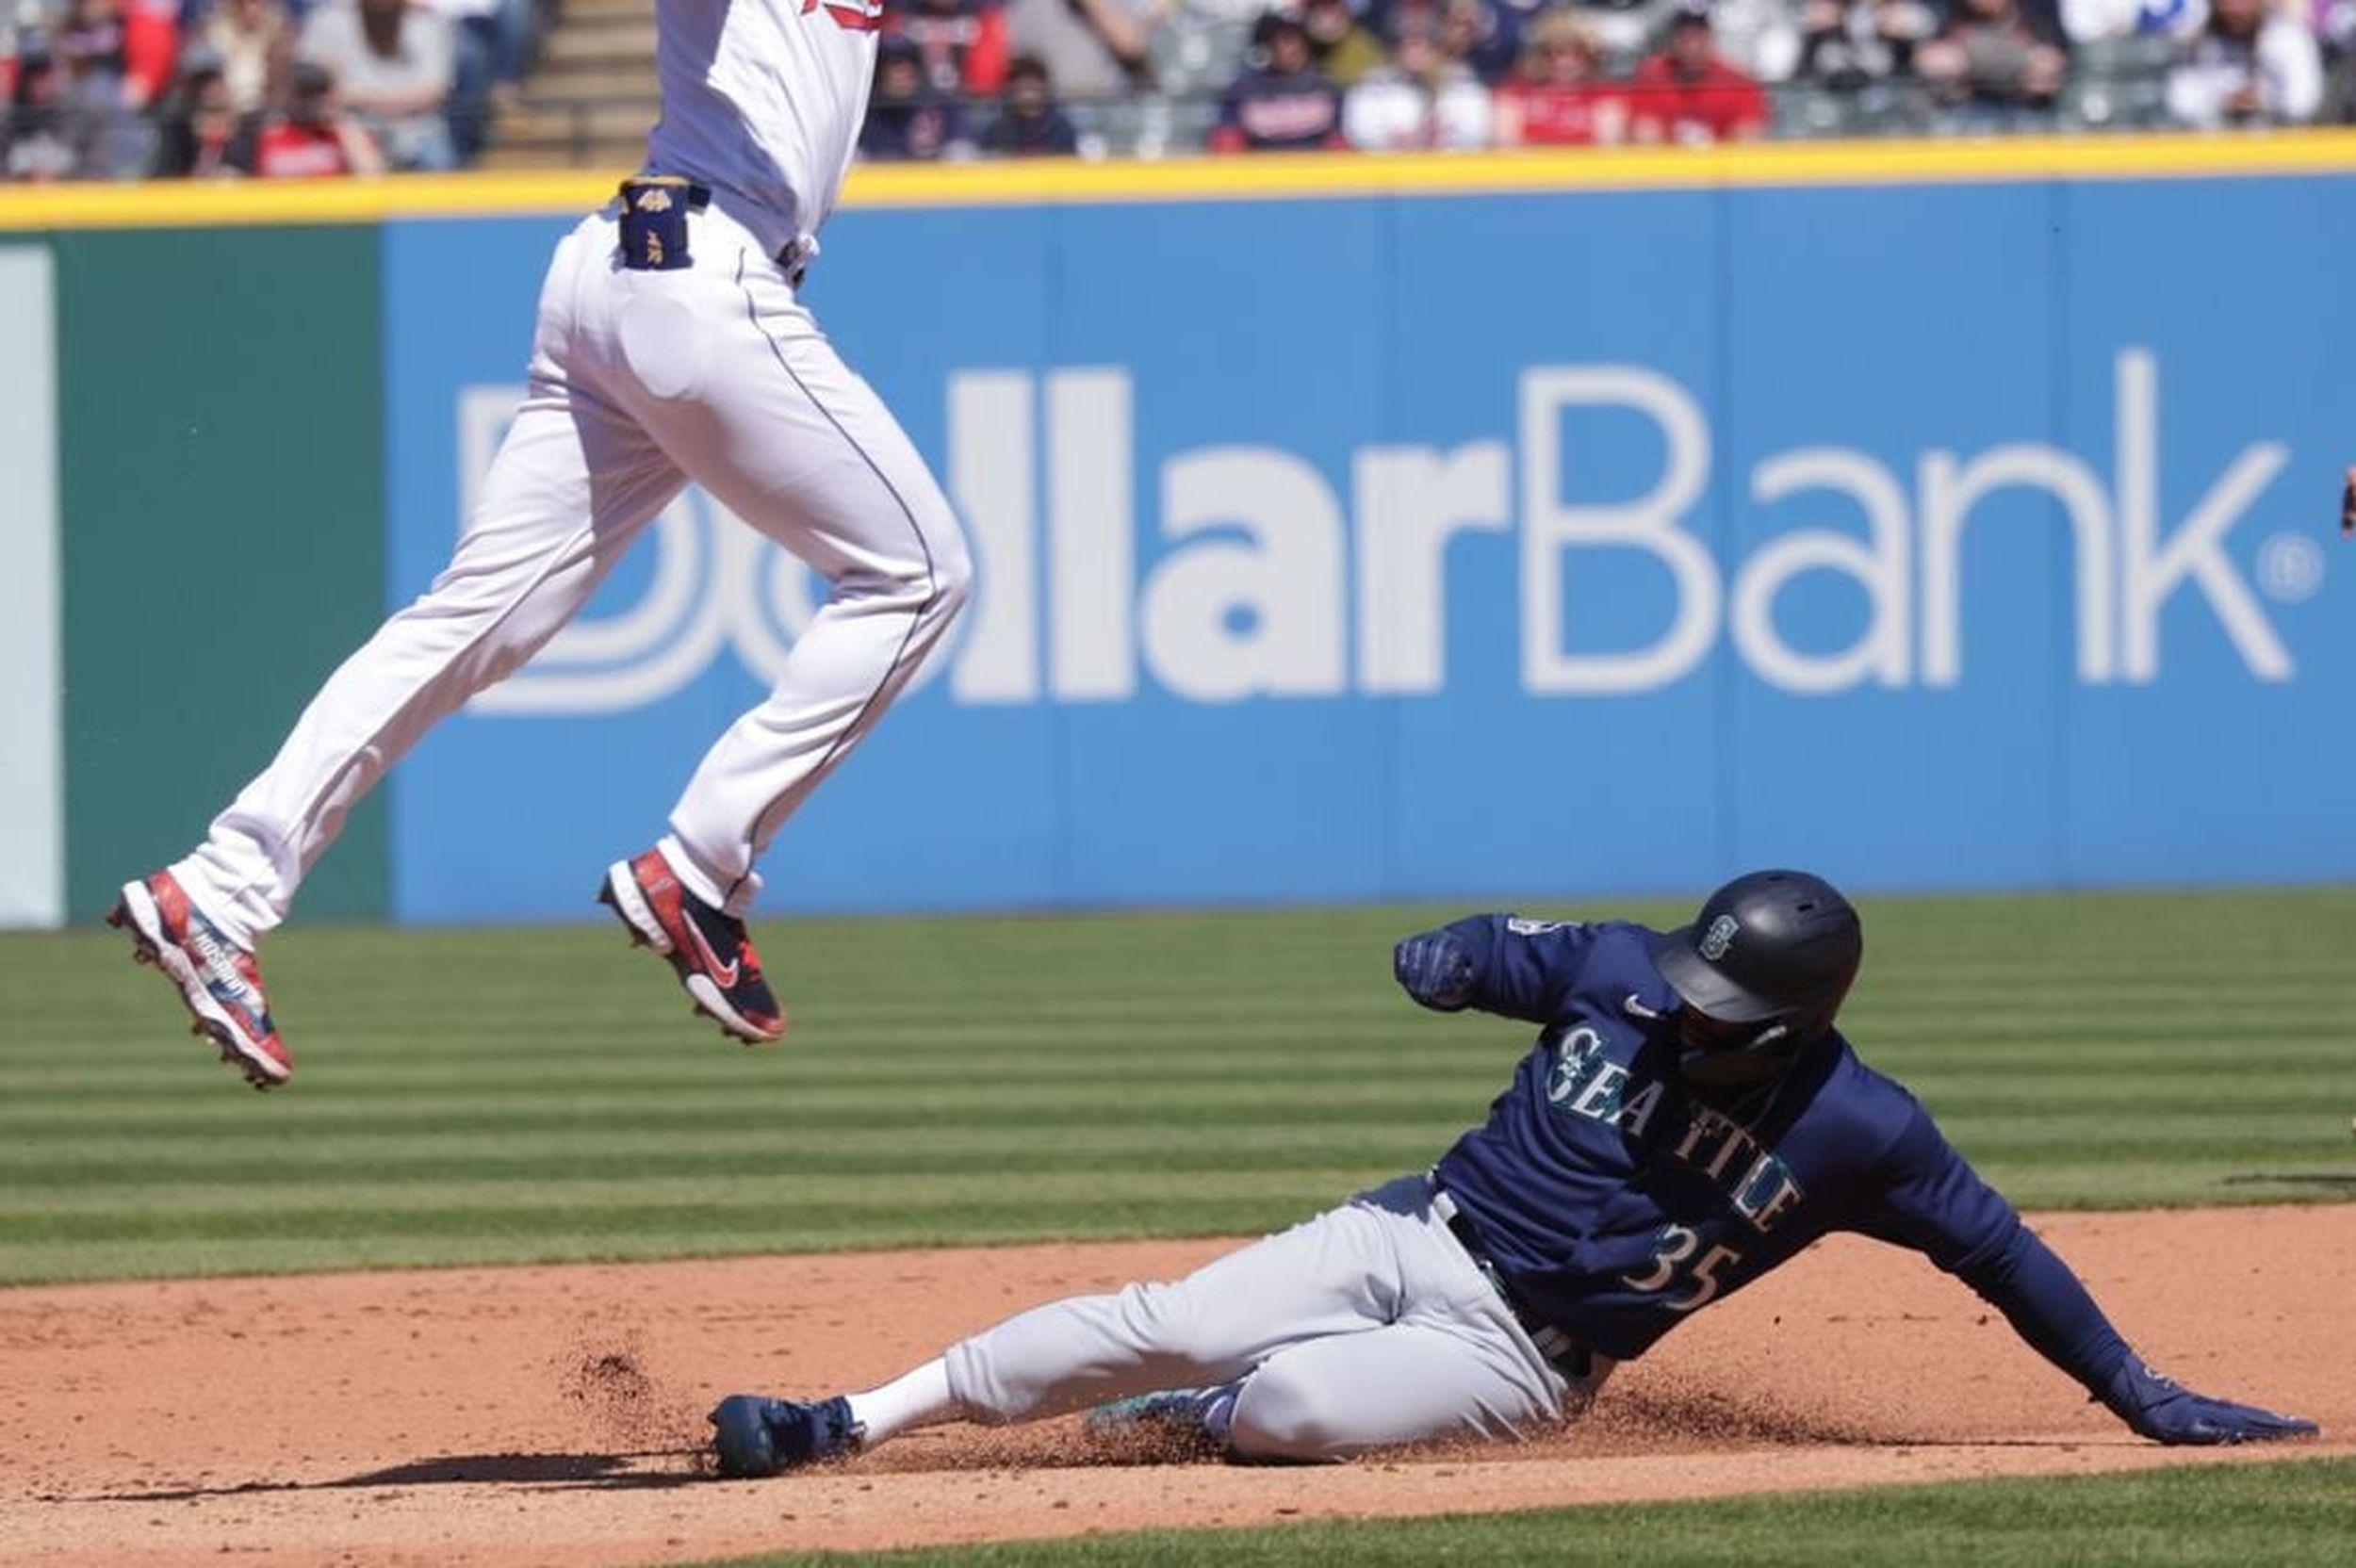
<box><xmin>457</xmin><ymin>349</ymin><xmax>2307</xmax><ymax>716</ymax></box>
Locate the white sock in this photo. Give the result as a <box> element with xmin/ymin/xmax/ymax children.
<box><xmin>845</xmin><ymin>1358</ymin><xmax>962</xmax><ymax>1446</ymax></box>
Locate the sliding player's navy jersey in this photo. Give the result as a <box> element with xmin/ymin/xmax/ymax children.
<box><xmin>1428</xmin><ymin>916</ymin><xmax>2126</xmax><ymax>1385</ymax></box>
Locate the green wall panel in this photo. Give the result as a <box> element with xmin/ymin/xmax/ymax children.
<box><xmin>58</xmin><ymin>225</ymin><xmax>388</xmax><ymax>924</ymax></box>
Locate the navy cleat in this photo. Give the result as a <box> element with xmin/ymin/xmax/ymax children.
<box><xmin>598</xmin><ymin>846</ymin><xmax>785</xmax><ymax>1045</ymax></box>
<box><xmin>708</xmin><ymin>1394</ymin><xmax>862</xmax><ymax>1478</ymax></box>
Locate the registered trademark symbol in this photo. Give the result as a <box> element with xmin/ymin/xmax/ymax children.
<box><xmin>2256</xmin><ymin>534</ymin><xmax>2325</xmax><ymax>604</ymax></box>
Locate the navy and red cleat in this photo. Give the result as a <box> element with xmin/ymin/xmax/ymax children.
<box><xmin>597</xmin><ymin>847</ymin><xmax>785</xmax><ymax>1044</ymax></box>
<box><xmin>108</xmin><ymin>872</ymin><xmax>293</xmax><ymax>1089</ymax></box>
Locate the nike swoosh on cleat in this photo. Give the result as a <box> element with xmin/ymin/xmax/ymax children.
<box><xmin>684</xmin><ymin>920</ymin><xmax>741</xmax><ymax>989</ymax></box>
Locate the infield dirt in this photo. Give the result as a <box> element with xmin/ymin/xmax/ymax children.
<box><xmin>3</xmin><ymin>1205</ymin><xmax>2348</xmax><ymax>1567</ymax></box>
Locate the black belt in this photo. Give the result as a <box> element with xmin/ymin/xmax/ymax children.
<box><xmin>1435</xmin><ymin>1192</ymin><xmax>1595</xmax><ymax>1380</ymax></box>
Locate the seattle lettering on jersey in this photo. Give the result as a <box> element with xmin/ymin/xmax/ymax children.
<box><xmin>1542</xmin><ymin>1022</ymin><xmax>1806</xmax><ymax>1235</ymax></box>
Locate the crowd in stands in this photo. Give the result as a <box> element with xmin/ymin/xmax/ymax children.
<box><xmin>6</xmin><ymin>0</ymin><xmax>2354</xmax><ymax>178</ymax></box>
<box><xmin>3</xmin><ymin>0</ymin><xmax>545</xmax><ymax>177</ymax></box>
<box><xmin>855</xmin><ymin>0</ymin><xmax>2356</xmax><ymax>161</ymax></box>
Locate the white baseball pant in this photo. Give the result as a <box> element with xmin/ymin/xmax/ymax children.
<box><xmin>172</xmin><ymin>203</ymin><xmax>971</xmax><ymax>946</ymax></box>
<box><xmin>943</xmin><ymin>1175</ymin><xmax>1609</xmax><ymax>1462</ymax></box>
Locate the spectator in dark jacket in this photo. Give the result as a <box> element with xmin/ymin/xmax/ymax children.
<box><xmin>4</xmin><ymin>44</ymin><xmax>80</xmax><ymax>180</ymax></box>
<box><xmin>982</xmin><ymin>51</ymin><xmax>1082</xmax><ymax>152</ymax></box>
<box><xmin>1916</xmin><ymin>0</ymin><xmax>2069</xmax><ymax>113</ymax></box>
<box><xmin>1209</xmin><ymin>12</ymin><xmax>1345</xmax><ymax>150</ymax></box>
<box><xmin>1795</xmin><ymin>0</ymin><xmax>1939</xmax><ymax>90</ymax></box>
<box><xmin>861</xmin><ymin>34</ymin><xmax>974</xmax><ymax>158</ymax></box>
<box><xmin>152</xmin><ymin>53</ymin><xmax>251</xmax><ymax>176</ymax></box>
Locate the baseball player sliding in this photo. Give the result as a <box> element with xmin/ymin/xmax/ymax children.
<box><xmin>111</xmin><ymin>0</ymin><xmax>970</xmax><ymax>1086</ymax></box>
<box><xmin>708</xmin><ymin>872</ymin><xmax>2316</xmax><ymax>1474</ymax></box>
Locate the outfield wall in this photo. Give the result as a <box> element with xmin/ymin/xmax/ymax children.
<box><xmin>6</xmin><ymin>139</ymin><xmax>2355</xmax><ymax>926</ymax></box>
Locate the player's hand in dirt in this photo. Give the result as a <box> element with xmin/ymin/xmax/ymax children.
<box><xmin>1394</xmin><ymin>927</ymin><xmax>1477</xmax><ymax>1012</ymax></box>
<box><xmin>2102</xmin><ymin>1356</ymin><xmax>2318</xmax><ymax>1446</ymax></box>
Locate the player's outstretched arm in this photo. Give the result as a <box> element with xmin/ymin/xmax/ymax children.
<box><xmin>1862</xmin><ymin>1105</ymin><xmax>2318</xmax><ymax>1446</ymax></box>
<box><xmin>2099</xmin><ymin>1355</ymin><xmax>2318</xmax><ymax>1446</ymax></box>
<box><xmin>1392</xmin><ymin>916</ymin><xmax>1595</xmax><ymax>1021</ymax></box>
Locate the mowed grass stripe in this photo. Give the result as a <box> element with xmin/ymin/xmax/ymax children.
<box><xmin>0</xmin><ymin>1205</ymin><xmax>1321</xmax><ymax>1282</ymax></box>
<box><xmin>7</xmin><ymin>1047</ymin><xmax>2343</xmax><ymax>1104</ymax></box>
<box><xmin>679</xmin><ymin>1457</ymin><xmax>2356</xmax><ymax>1568</ymax></box>
<box><xmin>0</xmin><ymin>1125</ymin><xmax>1447</xmax><ymax>1186</ymax></box>
<box><xmin>2</xmin><ymin>890</ymin><xmax>2352</xmax><ymax>1285</ymax></box>
<box><xmin>0</xmin><ymin>1168</ymin><xmax>1383</xmax><ymax>1236</ymax></box>
<box><xmin>0</xmin><ymin>1111</ymin><xmax>2330</xmax><ymax>1197</ymax></box>
<box><xmin>9</xmin><ymin>1010</ymin><xmax>2348</xmax><ymax>1086</ymax></box>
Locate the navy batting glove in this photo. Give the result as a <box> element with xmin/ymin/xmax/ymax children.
<box><xmin>2101</xmin><ymin>1356</ymin><xmax>2318</xmax><ymax>1446</ymax></box>
<box><xmin>1394</xmin><ymin>927</ymin><xmax>1477</xmax><ymax>1012</ymax></box>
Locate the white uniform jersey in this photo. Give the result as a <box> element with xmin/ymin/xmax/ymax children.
<box><xmin>644</xmin><ymin>0</ymin><xmax>883</xmax><ymax>265</ymax></box>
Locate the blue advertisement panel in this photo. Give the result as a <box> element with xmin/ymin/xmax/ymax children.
<box><xmin>381</xmin><ymin>173</ymin><xmax>2356</xmax><ymax>923</ymax></box>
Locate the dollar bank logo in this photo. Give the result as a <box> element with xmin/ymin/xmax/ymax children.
<box><xmin>461</xmin><ymin>347</ymin><xmax>2311</xmax><ymax>717</ymax></box>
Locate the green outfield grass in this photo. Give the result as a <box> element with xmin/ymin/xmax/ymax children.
<box><xmin>1</xmin><ymin>889</ymin><xmax>2352</xmax><ymax>1285</ymax></box>
<box><xmin>680</xmin><ymin>1456</ymin><xmax>2356</xmax><ymax>1568</ymax></box>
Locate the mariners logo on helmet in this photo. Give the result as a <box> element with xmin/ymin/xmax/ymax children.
<box><xmin>1699</xmin><ymin>915</ymin><xmax>1740</xmax><ymax>961</ymax></box>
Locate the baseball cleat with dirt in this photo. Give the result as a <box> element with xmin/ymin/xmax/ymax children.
<box><xmin>708</xmin><ymin>1394</ymin><xmax>861</xmax><ymax>1478</ymax></box>
<box><xmin>109</xmin><ymin>871</ymin><xmax>292</xmax><ymax>1089</ymax></box>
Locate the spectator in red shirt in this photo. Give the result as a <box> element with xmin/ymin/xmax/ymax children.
<box><xmin>121</xmin><ymin>0</ymin><xmax>179</xmax><ymax>107</ymax></box>
<box><xmin>1628</xmin><ymin>4</ymin><xmax>1773</xmax><ymax>143</ymax></box>
<box><xmin>890</xmin><ymin>0</ymin><xmax>1011</xmax><ymax>97</ymax></box>
<box><xmin>1493</xmin><ymin>10</ymin><xmax>1629</xmax><ymax>144</ymax></box>
<box><xmin>249</xmin><ymin>58</ymin><xmax>385</xmax><ymax>175</ymax></box>
<box><xmin>1209</xmin><ymin>13</ymin><xmax>1345</xmax><ymax>151</ymax></box>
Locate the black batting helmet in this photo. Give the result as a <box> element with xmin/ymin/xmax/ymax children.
<box><xmin>1652</xmin><ymin>870</ymin><xmax>1862</xmax><ymax>1044</ymax></box>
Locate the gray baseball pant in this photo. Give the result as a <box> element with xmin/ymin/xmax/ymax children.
<box><xmin>942</xmin><ymin>1175</ymin><xmax>1609</xmax><ymax>1462</ymax></box>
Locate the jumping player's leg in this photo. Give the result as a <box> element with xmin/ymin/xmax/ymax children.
<box><xmin>611</xmin><ymin>253</ymin><xmax>972</xmax><ymax>918</ymax></box>
<box><xmin>172</xmin><ymin>387</ymin><xmax>683</xmax><ymax>950</ymax></box>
